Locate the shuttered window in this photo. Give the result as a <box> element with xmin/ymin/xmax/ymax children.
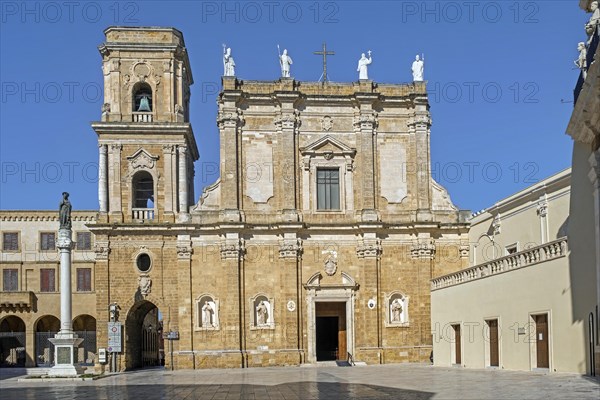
<box><xmin>2</xmin><ymin>232</ymin><xmax>19</xmax><ymax>251</ymax></box>
<box><xmin>40</xmin><ymin>269</ymin><xmax>56</xmax><ymax>292</ymax></box>
<box><xmin>40</xmin><ymin>233</ymin><xmax>56</xmax><ymax>251</ymax></box>
<box><xmin>77</xmin><ymin>268</ymin><xmax>92</xmax><ymax>292</ymax></box>
<box><xmin>3</xmin><ymin>269</ymin><xmax>18</xmax><ymax>291</ymax></box>
<box><xmin>76</xmin><ymin>232</ymin><xmax>92</xmax><ymax>250</ymax></box>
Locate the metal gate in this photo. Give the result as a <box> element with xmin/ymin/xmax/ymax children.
<box><xmin>75</xmin><ymin>330</ymin><xmax>97</xmax><ymax>366</ymax></box>
<box><xmin>0</xmin><ymin>331</ymin><xmax>26</xmax><ymax>367</ymax></box>
<box><xmin>36</xmin><ymin>331</ymin><xmax>97</xmax><ymax>366</ymax></box>
<box><xmin>36</xmin><ymin>332</ymin><xmax>55</xmax><ymax>366</ymax></box>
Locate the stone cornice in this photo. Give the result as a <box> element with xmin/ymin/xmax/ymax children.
<box><xmin>0</xmin><ymin>211</ymin><xmax>97</xmax><ymax>222</ymax></box>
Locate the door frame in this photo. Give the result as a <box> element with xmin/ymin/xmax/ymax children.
<box><xmin>306</xmin><ymin>290</ymin><xmax>355</xmax><ymax>364</ymax></box>
<box><xmin>483</xmin><ymin>317</ymin><xmax>501</xmax><ymax>368</ymax></box>
<box><xmin>528</xmin><ymin>311</ymin><xmax>552</xmax><ymax>371</ymax></box>
<box><xmin>449</xmin><ymin>322</ymin><xmax>462</xmax><ymax>366</ymax></box>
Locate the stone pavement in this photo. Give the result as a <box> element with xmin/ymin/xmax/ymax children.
<box><xmin>0</xmin><ymin>364</ymin><xmax>598</xmax><ymax>400</ymax></box>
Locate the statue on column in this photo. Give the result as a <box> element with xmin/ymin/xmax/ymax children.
<box><xmin>357</xmin><ymin>51</ymin><xmax>372</xmax><ymax>80</ymax></box>
<box><xmin>278</xmin><ymin>46</ymin><xmax>293</xmax><ymax>78</ymax></box>
<box><xmin>223</xmin><ymin>44</ymin><xmax>236</xmax><ymax>76</ymax></box>
<box><xmin>412</xmin><ymin>54</ymin><xmax>425</xmax><ymax>81</ymax></box>
<box><xmin>59</xmin><ymin>192</ymin><xmax>72</xmax><ymax>230</ymax></box>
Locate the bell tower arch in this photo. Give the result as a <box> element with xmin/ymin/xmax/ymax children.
<box><xmin>92</xmin><ymin>26</ymin><xmax>198</xmax><ymax>223</ymax></box>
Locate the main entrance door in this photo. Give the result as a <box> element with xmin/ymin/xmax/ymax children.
<box><xmin>315</xmin><ymin>302</ymin><xmax>346</xmax><ymax>361</ymax></box>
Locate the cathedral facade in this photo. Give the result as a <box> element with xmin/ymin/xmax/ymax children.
<box><xmin>1</xmin><ymin>26</ymin><xmax>469</xmax><ymax>370</ymax></box>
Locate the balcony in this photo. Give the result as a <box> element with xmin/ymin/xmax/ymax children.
<box><xmin>0</xmin><ymin>291</ymin><xmax>35</xmax><ymax>311</ymax></box>
<box><xmin>132</xmin><ymin>112</ymin><xmax>153</xmax><ymax>123</ymax></box>
<box><xmin>132</xmin><ymin>208</ymin><xmax>155</xmax><ymax>221</ymax></box>
<box><xmin>431</xmin><ymin>237</ymin><xmax>568</xmax><ymax>291</ymax></box>
<box><xmin>575</xmin><ymin>25</ymin><xmax>599</xmax><ymax>104</ymax></box>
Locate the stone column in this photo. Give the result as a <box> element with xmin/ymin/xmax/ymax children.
<box><xmin>589</xmin><ymin>150</ymin><xmax>600</xmax><ymax>346</ymax></box>
<box><xmin>98</xmin><ymin>144</ymin><xmax>108</xmax><ymax>213</ymax></box>
<box><xmin>354</xmin><ymin>93</ymin><xmax>379</xmax><ymax>222</ymax></box>
<box><xmin>162</xmin><ymin>145</ymin><xmax>176</xmax><ymax>219</ymax></box>
<box><xmin>178</xmin><ymin>145</ymin><xmax>189</xmax><ymax>218</ymax></box>
<box><xmin>108</xmin><ymin>143</ymin><xmax>122</xmax><ymax>222</ymax></box>
<box><xmin>274</xmin><ymin>91</ymin><xmax>300</xmax><ymax>221</ymax></box>
<box><xmin>49</xmin><ymin>228</ymin><xmax>84</xmax><ymax>376</ymax></box>
<box><xmin>408</xmin><ymin>103</ymin><xmax>433</xmax><ymax>222</ymax></box>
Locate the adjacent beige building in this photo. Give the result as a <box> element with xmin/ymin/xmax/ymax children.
<box><xmin>430</xmin><ymin>170</ymin><xmax>584</xmax><ymax>373</ymax></box>
<box><xmin>0</xmin><ymin>211</ymin><xmax>97</xmax><ymax>367</ymax></box>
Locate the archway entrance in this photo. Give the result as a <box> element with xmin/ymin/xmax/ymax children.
<box><xmin>73</xmin><ymin>314</ymin><xmax>97</xmax><ymax>366</ymax></box>
<box><xmin>0</xmin><ymin>316</ymin><xmax>26</xmax><ymax>367</ymax></box>
<box><xmin>35</xmin><ymin>315</ymin><xmax>59</xmax><ymax>366</ymax></box>
<box><xmin>125</xmin><ymin>300</ymin><xmax>163</xmax><ymax>369</ymax></box>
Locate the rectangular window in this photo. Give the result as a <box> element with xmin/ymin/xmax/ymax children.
<box><xmin>506</xmin><ymin>243</ymin><xmax>518</xmax><ymax>255</ymax></box>
<box><xmin>2</xmin><ymin>232</ymin><xmax>19</xmax><ymax>251</ymax></box>
<box><xmin>40</xmin><ymin>233</ymin><xmax>56</xmax><ymax>251</ymax></box>
<box><xmin>40</xmin><ymin>268</ymin><xmax>56</xmax><ymax>292</ymax></box>
<box><xmin>76</xmin><ymin>232</ymin><xmax>92</xmax><ymax>250</ymax></box>
<box><xmin>3</xmin><ymin>269</ymin><xmax>18</xmax><ymax>291</ymax></box>
<box><xmin>77</xmin><ymin>268</ymin><xmax>92</xmax><ymax>292</ymax></box>
<box><xmin>316</xmin><ymin>168</ymin><xmax>340</xmax><ymax>210</ymax></box>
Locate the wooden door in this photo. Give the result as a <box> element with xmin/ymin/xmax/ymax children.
<box><xmin>454</xmin><ymin>325</ymin><xmax>461</xmax><ymax>364</ymax></box>
<box><xmin>535</xmin><ymin>314</ymin><xmax>549</xmax><ymax>368</ymax></box>
<box><xmin>338</xmin><ymin>306</ymin><xmax>346</xmax><ymax>359</ymax></box>
<box><xmin>488</xmin><ymin>320</ymin><xmax>499</xmax><ymax>367</ymax></box>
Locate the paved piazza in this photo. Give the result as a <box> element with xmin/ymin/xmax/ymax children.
<box><xmin>0</xmin><ymin>364</ymin><xmax>598</xmax><ymax>399</ymax></box>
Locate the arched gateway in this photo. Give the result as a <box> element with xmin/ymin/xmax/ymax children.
<box><xmin>124</xmin><ymin>300</ymin><xmax>163</xmax><ymax>369</ymax></box>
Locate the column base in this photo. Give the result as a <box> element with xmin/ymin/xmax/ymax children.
<box><xmin>48</xmin><ymin>333</ymin><xmax>85</xmax><ymax>377</ymax></box>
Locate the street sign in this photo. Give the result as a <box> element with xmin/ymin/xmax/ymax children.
<box><xmin>107</xmin><ymin>322</ymin><xmax>122</xmax><ymax>352</ymax></box>
<box><xmin>164</xmin><ymin>331</ymin><xmax>179</xmax><ymax>340</ymax></box>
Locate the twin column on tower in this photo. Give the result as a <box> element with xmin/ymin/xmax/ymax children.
<box><xmin>97</xmin><ymin>143</ymin><xmax>190</xmax><ymax>217</ymax></box>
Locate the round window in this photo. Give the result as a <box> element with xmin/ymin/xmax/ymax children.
<box><xmin>136</xmin><ymin>253</ymin><xmax>152</xmax><ymax>272</ymax></box>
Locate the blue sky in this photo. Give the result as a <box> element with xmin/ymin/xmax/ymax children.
<box><xmin>0</xmin><ymin>1</ymin><xmax>587</xmax><ymax>212</ymax></box>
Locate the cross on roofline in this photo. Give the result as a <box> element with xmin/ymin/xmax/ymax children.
<box><xmin>314</xmin><ymin>42</ymin><xmax>335</xmax><ymax>83</ymax></box>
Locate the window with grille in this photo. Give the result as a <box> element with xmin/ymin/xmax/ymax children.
<box><xmin>77</xmin><ymin>268</ymin><xmax>92</xmax><ymax>292</ymax></box>
<box><xmin>316</xmin><ymin>168</ymin><xmax>340</xmax><ymax>210</ymax></box>
<box><xmin>40</xmin><ymin>269</ymin><xmax>56</xmax><ymax>292</ymax></box>
<box><xmin>2</xmin><ymin>232</ymin><xmax>19</xmax><ymax>251</ymax></box>
<box><xmin>40</xmin><ymin>232</ymin><xmax>56</xmax><ymax>251</ymax></box>
<box><xmin>76</xmin><ymin>232</ymin><xmax>92</xmax><ymax>250</ymax></box>
<box><xmin>3</xmin><ymin>269</ymin><xmax>18</xmax><ymax>291</ymax></box>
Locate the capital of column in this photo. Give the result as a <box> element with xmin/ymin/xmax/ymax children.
<box><xmin>56</xmin><ymin>229</ymin><xmax>74</xmax><ymax>250</ymax></box>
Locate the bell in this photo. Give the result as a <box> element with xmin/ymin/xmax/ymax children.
<box><xmin>137</xmin><ymin>95</ymin><xmax>151</xmax><ymax>112</ymax></box>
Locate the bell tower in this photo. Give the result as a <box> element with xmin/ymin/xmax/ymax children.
<box><xmin>92</xmin><ymin>26</ymin><xmax>198</xmax><ymax>223</ymax></box>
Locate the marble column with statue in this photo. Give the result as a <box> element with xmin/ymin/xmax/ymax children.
<box><xmin>48</xmin><ymin>192</ymin><xmax>84</xmax><ymax>376</ymax></box>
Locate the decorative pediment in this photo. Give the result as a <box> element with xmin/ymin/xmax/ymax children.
<box><xmin>127</xmin><ymin>148</ymin><xmax>159</xmax><ymax>171</ymax></box>
<box><xmin>304</xmin><ymin>271</ymin><xmax>359</xmax><ymax>290</ymax></box>
<box><xmin>300</xmin><ymin>135</ymin><xmax>356</xmax><ymax>158</ymax></box>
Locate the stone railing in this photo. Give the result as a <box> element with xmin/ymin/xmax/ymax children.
<box><xmin>132</xmin><ymin>208</ymin><xmax>155</xmax><ymax>221</ymax></box>
<box><xmin>431</xmin><ymin>237</ymin><xmax>568</xmax><ymax>291</ymax></box>
<box><xmin>132</xmin><ymin>112</ymin><xmax>153</xmax><ymax>122</ymax></box>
